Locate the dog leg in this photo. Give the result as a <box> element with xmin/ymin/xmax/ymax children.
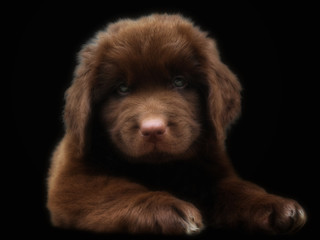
<box><xmin>48</xmin><ymin>170</ymin><xmax>203</xmax><ymax>235</ymax></box>
<box><xmin>212</xmin><ymin>177</ymin><xmax>307</xmax><ymax>234</ymax></box>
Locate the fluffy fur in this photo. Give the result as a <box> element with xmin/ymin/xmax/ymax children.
<box><xmin>47</xmin><ymin>14</ymin><xmax>306</xmax><ymax>235</ymax></box>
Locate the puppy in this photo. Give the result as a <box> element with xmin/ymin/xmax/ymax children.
<box><xmin>47</xmin><ymin>14</ymin><xmax>306</xmax><ymax>235</ymax></box>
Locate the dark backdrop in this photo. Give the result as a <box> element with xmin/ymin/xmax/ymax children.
<box><xmin>9</xmin><ymin>1</ymin><xmax>316</xmax><ymax>239</ymax></box>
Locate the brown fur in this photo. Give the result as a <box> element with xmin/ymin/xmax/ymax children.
<box><xmin>47</xmin><ymin>14</ymin><xmax>306</xmax><ymax>235</ymax></box>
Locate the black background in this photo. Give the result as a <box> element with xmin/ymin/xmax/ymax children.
<box><xmin>9</xmin><ymin>1</ymin><xmax>317</xmax><ymax>239</ymax></box>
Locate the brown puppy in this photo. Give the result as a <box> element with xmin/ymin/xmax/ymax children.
<box><xmin>47</xmin><ymin>14</ymin><xmax>306</xmax><ymax>235</ymax></box>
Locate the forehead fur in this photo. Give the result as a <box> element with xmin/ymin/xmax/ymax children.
<box><xmin>100</xmin><ymin>14</ymin><xmax>209</xmax><ymax>53</ymax></box>
<box><xmin>91</xmin><ymin>14</ymin><xmax>212</xmax><ymax>83</ymax></box>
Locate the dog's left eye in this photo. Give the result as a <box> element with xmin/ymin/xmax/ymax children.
<box><xmin>172</xmin><ymin>76</ymin><xmax>188</xmax><ymax>89</ymax></box>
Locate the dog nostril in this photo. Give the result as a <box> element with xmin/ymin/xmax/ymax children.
<box><xmin>140</xmin><ymin>118</ymin><xmax>167</xmax><ymax>139</ymax></box>
<box><xmin>141</xmin><ymin>129</ymin><xmax>165</xmax><ymax>136</ymax></box>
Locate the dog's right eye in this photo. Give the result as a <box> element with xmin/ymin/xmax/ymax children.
<box><xmin>117</xmin><ymin>83</ymin><xmax>131</xmax><ymax>95</ymax></box>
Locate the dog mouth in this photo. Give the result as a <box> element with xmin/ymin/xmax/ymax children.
<box><xmin>130</xmin><ymin>143</ymin><xmax>182</xmax><ymax>163</ymax></box>
<box><xmin>128</xmin><ymin>137</ymin><xmax>195</xmax><ymax>163</ymax></box>
<box><xmin>142</xmin><ymin>141</ymin><xmax>169</xmax><ymax>155</ymax></box>
<box><xmin>114</xmin><ymin>131</ymin><xmax>198</xmax><ymax>163</ymax></box>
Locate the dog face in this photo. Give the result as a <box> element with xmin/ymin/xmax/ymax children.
<box><xmin>64</xmin><ymin>14</ymin><xmax>242</xmax><ymax>161</ymax></box>
<box><xmin>101</xmin><ymin>80</ymin><xmax>203</xmax><ymax>161</ymax></box>
<box><xmin>99</xmin><ymin>21</ymin><xmax>207</xmax><ymax>161</ymax></box>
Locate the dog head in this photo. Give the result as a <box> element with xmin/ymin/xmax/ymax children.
<box><xmin>64</xmin><ymin>14</ymin><xmax>241</xmax><ymax>162</ymax></box>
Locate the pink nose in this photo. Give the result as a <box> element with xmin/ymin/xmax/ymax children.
<box><xmin>140</xmin><ymin>118</ymin><xmax>166</xmax><ymax>142</ymax></box>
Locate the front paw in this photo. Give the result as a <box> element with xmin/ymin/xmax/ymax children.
<box><xmin>130</xmin><ymin>193</ymin><xmax>204</xmax><ymax>235</ymax></box>
<box><xmin>251</xmin><ymin>196</ymin><xmax>307</xmax><ymax>234</ymax></box>
<box><xmin>155</xmin><ymin>198</ymin><xmax>204</xmax><ymax>235</ymax></box>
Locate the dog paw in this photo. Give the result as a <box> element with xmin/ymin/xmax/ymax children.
<box><xmin>174</xmin><ymin>203</ymin><xmax>204</xmax><ymax>235</ymax></box>
<box><xmin>253</xmin><ymin>196</ymin><xmax>307</xmax><ymax>234</ymax></box>
<box><xmin>155</xmin><ymin>198</ymin><xmax>204</xmax><ymax>235</ymax></box>
<box><xmin>268</xmin><ymin>198</ymin><xmax>306</xmax><ymax>234</ymax></box>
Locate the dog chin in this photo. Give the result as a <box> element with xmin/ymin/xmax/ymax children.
<box><xmin>127</xmin><ymin>152</ymin><xmax>182</xmax><ymax>164</ymax></box>
<box><xmin>124</xmin><ymin>143</ymin><xmax>193</xmax><ymax>163</ymax></box>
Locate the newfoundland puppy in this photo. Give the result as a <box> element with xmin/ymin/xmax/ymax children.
<box><xmin>47</xmin><ymin>14</ymin><xmax>306</xmax><ymax>235</ymax></box>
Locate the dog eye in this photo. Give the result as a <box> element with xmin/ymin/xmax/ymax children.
<box><xmin>117</xmin><ymin>83</ymin><xmax>131</xmax><ymax>95</ymax></box>
<box><xmin>172</xmin><ymin>76</ymin><xmax>188</xmax><ymax>89</ymax></box>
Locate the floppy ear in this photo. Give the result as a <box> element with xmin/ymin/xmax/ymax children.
<box><xmin>205</xmin><ymin>39</ymin><xmax>242</xmax><ymax>147</ymax></box>
<box><xmin>64</xmin><ymin>42</ymin><xmax>97</xmax><ymax>155</ymax></box>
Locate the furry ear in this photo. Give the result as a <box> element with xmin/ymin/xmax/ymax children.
<box><xmin>63</xmin><ymin>42</ymin><xmax>97</xmax><ymax>155</ymax></box>
<box><xmin>205</xmin><ymin>39</ymin><xmax>242</xmax><ymax>146</ymax></box>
